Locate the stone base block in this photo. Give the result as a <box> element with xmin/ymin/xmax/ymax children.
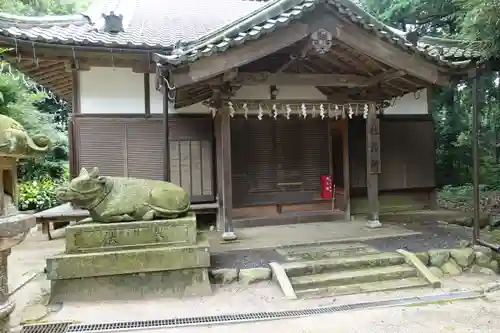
<box><xmin>65</xmin><ymin>213</ymin><xmax>197</xmax><ymax>253</ymax></box>
<box><xmin>49</xmin><ymin>268</ymin><xmax>212</xmax><ymax>302</ymax></box>
<box><xmin>46</xmin><ymin>238</ymin><xmax>209</xmax><ymax>280</ymax></box>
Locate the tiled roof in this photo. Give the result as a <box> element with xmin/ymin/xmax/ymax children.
<box><xmin>418</xmin><ymin>36</ymin><xmax>481</xmax><ymax>60</ymax></box>
<box><xmin>0</xmin><ymin>0</ymin><xmax>479</xmax><ymax>67</ymax></box>
<box><xmin>155</xmin><ymin>0</ymin><xmax>478</xmax><ymax>67</ymax></box>
<box><xmin>0</xmin><ymin>0</ymin><xmax>270</xmax><ymax>48</ymax></box>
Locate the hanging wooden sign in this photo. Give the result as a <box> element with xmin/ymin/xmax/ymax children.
<box><xmin>368</xmin><ymin>117</ymin><xmax>381</xmax><ymax>175</ymax></box>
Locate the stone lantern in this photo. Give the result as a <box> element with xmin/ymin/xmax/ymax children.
<box><xmin>0</xmin><ymin>114</ymin><xmax>51</xmax><ymax>333</ymax></box>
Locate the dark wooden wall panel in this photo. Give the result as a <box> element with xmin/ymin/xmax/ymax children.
<box><xmin>349</xmin><ymin>117</ymin><xmax>435</xmax><ymax>191</ymax></box>
<box><xmin>74</xmin><ymin>116</ymin><xmax>214</xmax><ymax>203</ymax></box>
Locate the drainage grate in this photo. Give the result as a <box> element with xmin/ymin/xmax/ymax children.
<box><xmin>22</xmin><ymin>321</ymin><xmax>71</xmax><ymax>333</ymax></box>
<box><xmin>22</xmin><ymin>290</ymin><xmax>482</xmax><ymax>333</ymax></box>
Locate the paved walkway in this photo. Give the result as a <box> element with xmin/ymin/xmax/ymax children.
<box><xmin>207</xmin><ymin>220</ymin><xmax>420</xmax><ymax>253</ymax></box>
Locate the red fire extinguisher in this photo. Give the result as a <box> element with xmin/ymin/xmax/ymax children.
<box><xmin>320</xmin><ymin>175</ymin><xmax>333</xmax><ymax>199</ymax></box>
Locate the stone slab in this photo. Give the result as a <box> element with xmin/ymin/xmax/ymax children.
<box><xmin>49</xmin><ymin>268</ymin><xmax>212</xmax><ymax>302</ymax></box>
<box><xmin>46</xmin><ymin>238</ymin><xmax>209</xmax><ymax>280</ymax></box>
<box><xmin>0</xmin><ymin>214</ymin><xmax>36</xmax><ymax>238</ymax></box>
<box><xmin>65</xmin><ymin>213</ymin><xmax>197</xmax><ymax>253</ymax></box>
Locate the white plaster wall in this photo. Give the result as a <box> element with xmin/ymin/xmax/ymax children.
<box><xmin>383</xmin><ymin>89</ymin><xmax>428</xmax><ymax>115</ymax></box>
<box><xmin>80</xmin><ymin>67</ymin><xmax>205</xmax><ymax>114</ymax></box>
<box><xmin>80</xmin><ymin>67</ymin><xmax>144</xmax><ymax>114</ymax></box>
<box><xmin>80</xmin><ymin>67</ymin><xmax>428</xmax><ymax>115</ymax></box>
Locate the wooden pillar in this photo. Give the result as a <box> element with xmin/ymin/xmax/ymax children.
<box><xmin>215</xmin><ymin>102</ymin><xmax>237</xmax><ymax>241</ymax></box>
<box><xmin>144</xmin><ymin>73</ymin><xmax>151</xmax><ymax>118</ymax></box>
<box><xmin>214</xmin><ymin>112</ymin><xmax>223</xmax><ymax>231</ymax></box>
<box><xmin>0</xmin><ymin>163</ymin><xmax>4</xmax><ymax>215</ymax></box>
<box><xmin>327</xmin><ymin>119</ymin><xmax>334</xmax><ymax>211</ymax></box>
<box><xmin>342</xmin><ymin>119</ymin><xmax>351</xmax><ymax>220</ymax></box>
<box><xmin>162</xmin><ymin>75</ymin><xmax>171</xmax><ymax>181</ymax></box>
<box><xmin>70</xmin><ymin>67</ymin><xmax>81</xmax><ymax>179</ymax></box>
<box><xmin>365</xmin><ymin>104</ymin><xmax>381</xmax><ymax>228</ymax></box>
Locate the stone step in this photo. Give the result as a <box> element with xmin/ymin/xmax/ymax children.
<box><xmin>277</xmin><ymin>242</ymin><xmax>379</xmax><ymax>261</ymax></box>
<box><xmin>295</xmin><ymin>277</ymin><xmax>430</xmax><ymax>298</ymax></box>
<box><xmin>290</xmin><ymin>265</ymin><xmax>418</xmax><ymax>291</ymax></box>
<box><xmin>282</xmin><ymin>252</ymin><xmax>405</xmax><ymax>277</ymax></box>
<box><xmin>46</xmin><ymin>238</ymin><xmax>210</xmax><ymax>280</ymax></box>
<box><xmin>50</xmin><ymin>268</ymin><xmax>212</xmax><ymax>302</ymax></box>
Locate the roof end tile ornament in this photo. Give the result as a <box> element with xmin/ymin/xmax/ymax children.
<box><xmin>102</xmin><ymin>11</ymin><xmax>124</xmax><ymax>33</ymax></box>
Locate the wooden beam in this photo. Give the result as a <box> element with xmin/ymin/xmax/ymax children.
<box><xmin>54</xmin><ymin>81</ymin><xmax>73</xmax><ymax>92</ymax></box>
<box><xmin>170</xmin><ymin>21</ymin><xmax>312</xmax><ymax>87</ymax></box>
<box><xmin>325</xmin><ymin>12</ymin><xmax>451</xmax><ymax>86</ymax></box>
<box><xmin>364</xmin><ymin>70</ymin><xmax>406</xmax><ymax>86</ymax></box>
<box><xmin>132</xmin><ymin>61</ymin><xmax>155</xmax><ymax>74</ymax></box>
<box><xmin>64</xmin><ymin>60</ymin><xmax>91</xmax><ymax>72</ymax></box>
<box><xmin>365</xmin><ymin>104</ymin><xmax>381</xmax><ymax>228</ymax></box>
<box><xmin>234</xmin><ymin>72</ymin><xmax>369</xmax><ymax>87</ymax></box>
<box><xmin>24</xmin><ymin>63</ymin><xmax>65</xmax><ymax>77</ymax></box>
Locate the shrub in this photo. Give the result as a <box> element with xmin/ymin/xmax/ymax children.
<box><xmin>18</xmin><ymin>178</ymin><xmax>63</xmax><ymax>212</ymax></box>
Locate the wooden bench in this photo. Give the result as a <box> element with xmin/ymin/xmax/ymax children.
<box><xmin>34</xmin><ymin>203</ymin><xmax>89</xmax><ymax>240</ymax></box>
<box><xmin>34</xmin><ymin>202</ymin><xmax>219</xmax><ymax>240</ymax></box>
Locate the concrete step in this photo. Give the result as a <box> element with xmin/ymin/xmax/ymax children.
<box><xmin>290</xmin><ymin>265</ymin><xmax>418</xmax><ymax>291</ymax></box>
<box><xmin>282</xmin><ymin>252</ymin><xmax>405</xmax><ymax>277</ymax></box>
<box><xmin>295</xmin><ymin>277</ymin><xmax>430</xmax><ymax>298</ymax></box>
<box><xmin>277</xmin><ymin>242</ymin><xmax>379</xmax><ymax>261</ymax></box>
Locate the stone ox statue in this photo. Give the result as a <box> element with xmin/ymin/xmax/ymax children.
<box><xmin>0</xmin><ymin>114</ymin><xmax>51</xmax><ymax>156</ymax></box>
<box><xmin>57</xmin><ymin>167</ymin><xmax>191</xmax><ymax>223</ymax></box>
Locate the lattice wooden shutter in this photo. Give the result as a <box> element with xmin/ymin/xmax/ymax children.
<box><xmin>76</xmin><ymin>118</ymin><xmax>126</xmax><ymax>177</ymax></box>
<box><xmin>275</xmin><ymin>118</ymin><xmax>303</xmax><ymax>191</ymax></box>
<box><xmin>302</xmin><ymin>118</ymin><xmax>329</xmax><ymax>192</ymax></box>
<box><xmin>245</xmin><ymin>118</ymin><xmax>276</xmax><ymax>194</ymax></box>
<box><xmin>125</xmin><ymin>119</ymin><xmax>164</xmax><ymax>180</ymax></box>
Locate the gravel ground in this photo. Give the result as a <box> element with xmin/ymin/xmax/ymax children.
<box><xmin>39</xmin><ymin>275</ymin><xmax>500</xmax><ymax>333</ymax></box>
<box><xmin>365</xmin><ymin>221</ymin><xmax>472</xmax><ymax>252</ymax></box>
<box><xmin>211</xmin><ymin>249</ymin><xmax>283</xmax><ymax>269</ymax></box>
<box><xmin>211</xmin><ymin>221</ymin><xmax>477</xmax><ymax>268</ymax></box>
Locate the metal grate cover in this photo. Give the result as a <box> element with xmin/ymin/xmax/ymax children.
<box><xmin>22</xmin><ymin>290</ymin><xmax>482</xmax><ymax>333</ymax></box>
<box><xmin>22</xmin><ymin>321</ymin><xmax>71</xmax><ymax>333</ymax></box>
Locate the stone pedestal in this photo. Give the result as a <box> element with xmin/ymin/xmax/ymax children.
<box><xmin>46</xmin><ymin>213</ymin><xmax>212</xmax><ymax>302</ymax></box>
<box><xmin>0</xmin><ymin>214</ymin><xmax>36</xmax><ymax>333</ymax></box>
<box><xmin>0</xmin><ymin>249</ymin><xmax>15</xmax><ymax>333</ymax></box>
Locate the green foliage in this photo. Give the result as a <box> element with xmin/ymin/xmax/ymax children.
<box><xmin>0</xmin><ymin>69</ymin><xmax>68</xmax><ymax>181</ymax></box>
<box><xmin>438</xmin><ymin>184</ymin><xmax>500</xmax><ymax>214</ymax></box>
<box><xmin>456</xmin><ymin>0</ymin><xmax>500</xmax><ymax>59</ymax></box>
<box><xmin>18</xmin><ymin>178</ymin><xmax>63</xmax><ymax>212</ymax></box>
<box><xmin>0</xmin><ymin>0</ymin><xmax>87</xmax><ymax>183</ymax></box>
<box><xmin>0</xmin><ymin>0</ymin><xmax>89</xmax><ymax>16</ymax></box>
<box><xmin>361</xmin><ymin>0</ymin><xmax>500</xmax><ymax>212</ymax></box>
